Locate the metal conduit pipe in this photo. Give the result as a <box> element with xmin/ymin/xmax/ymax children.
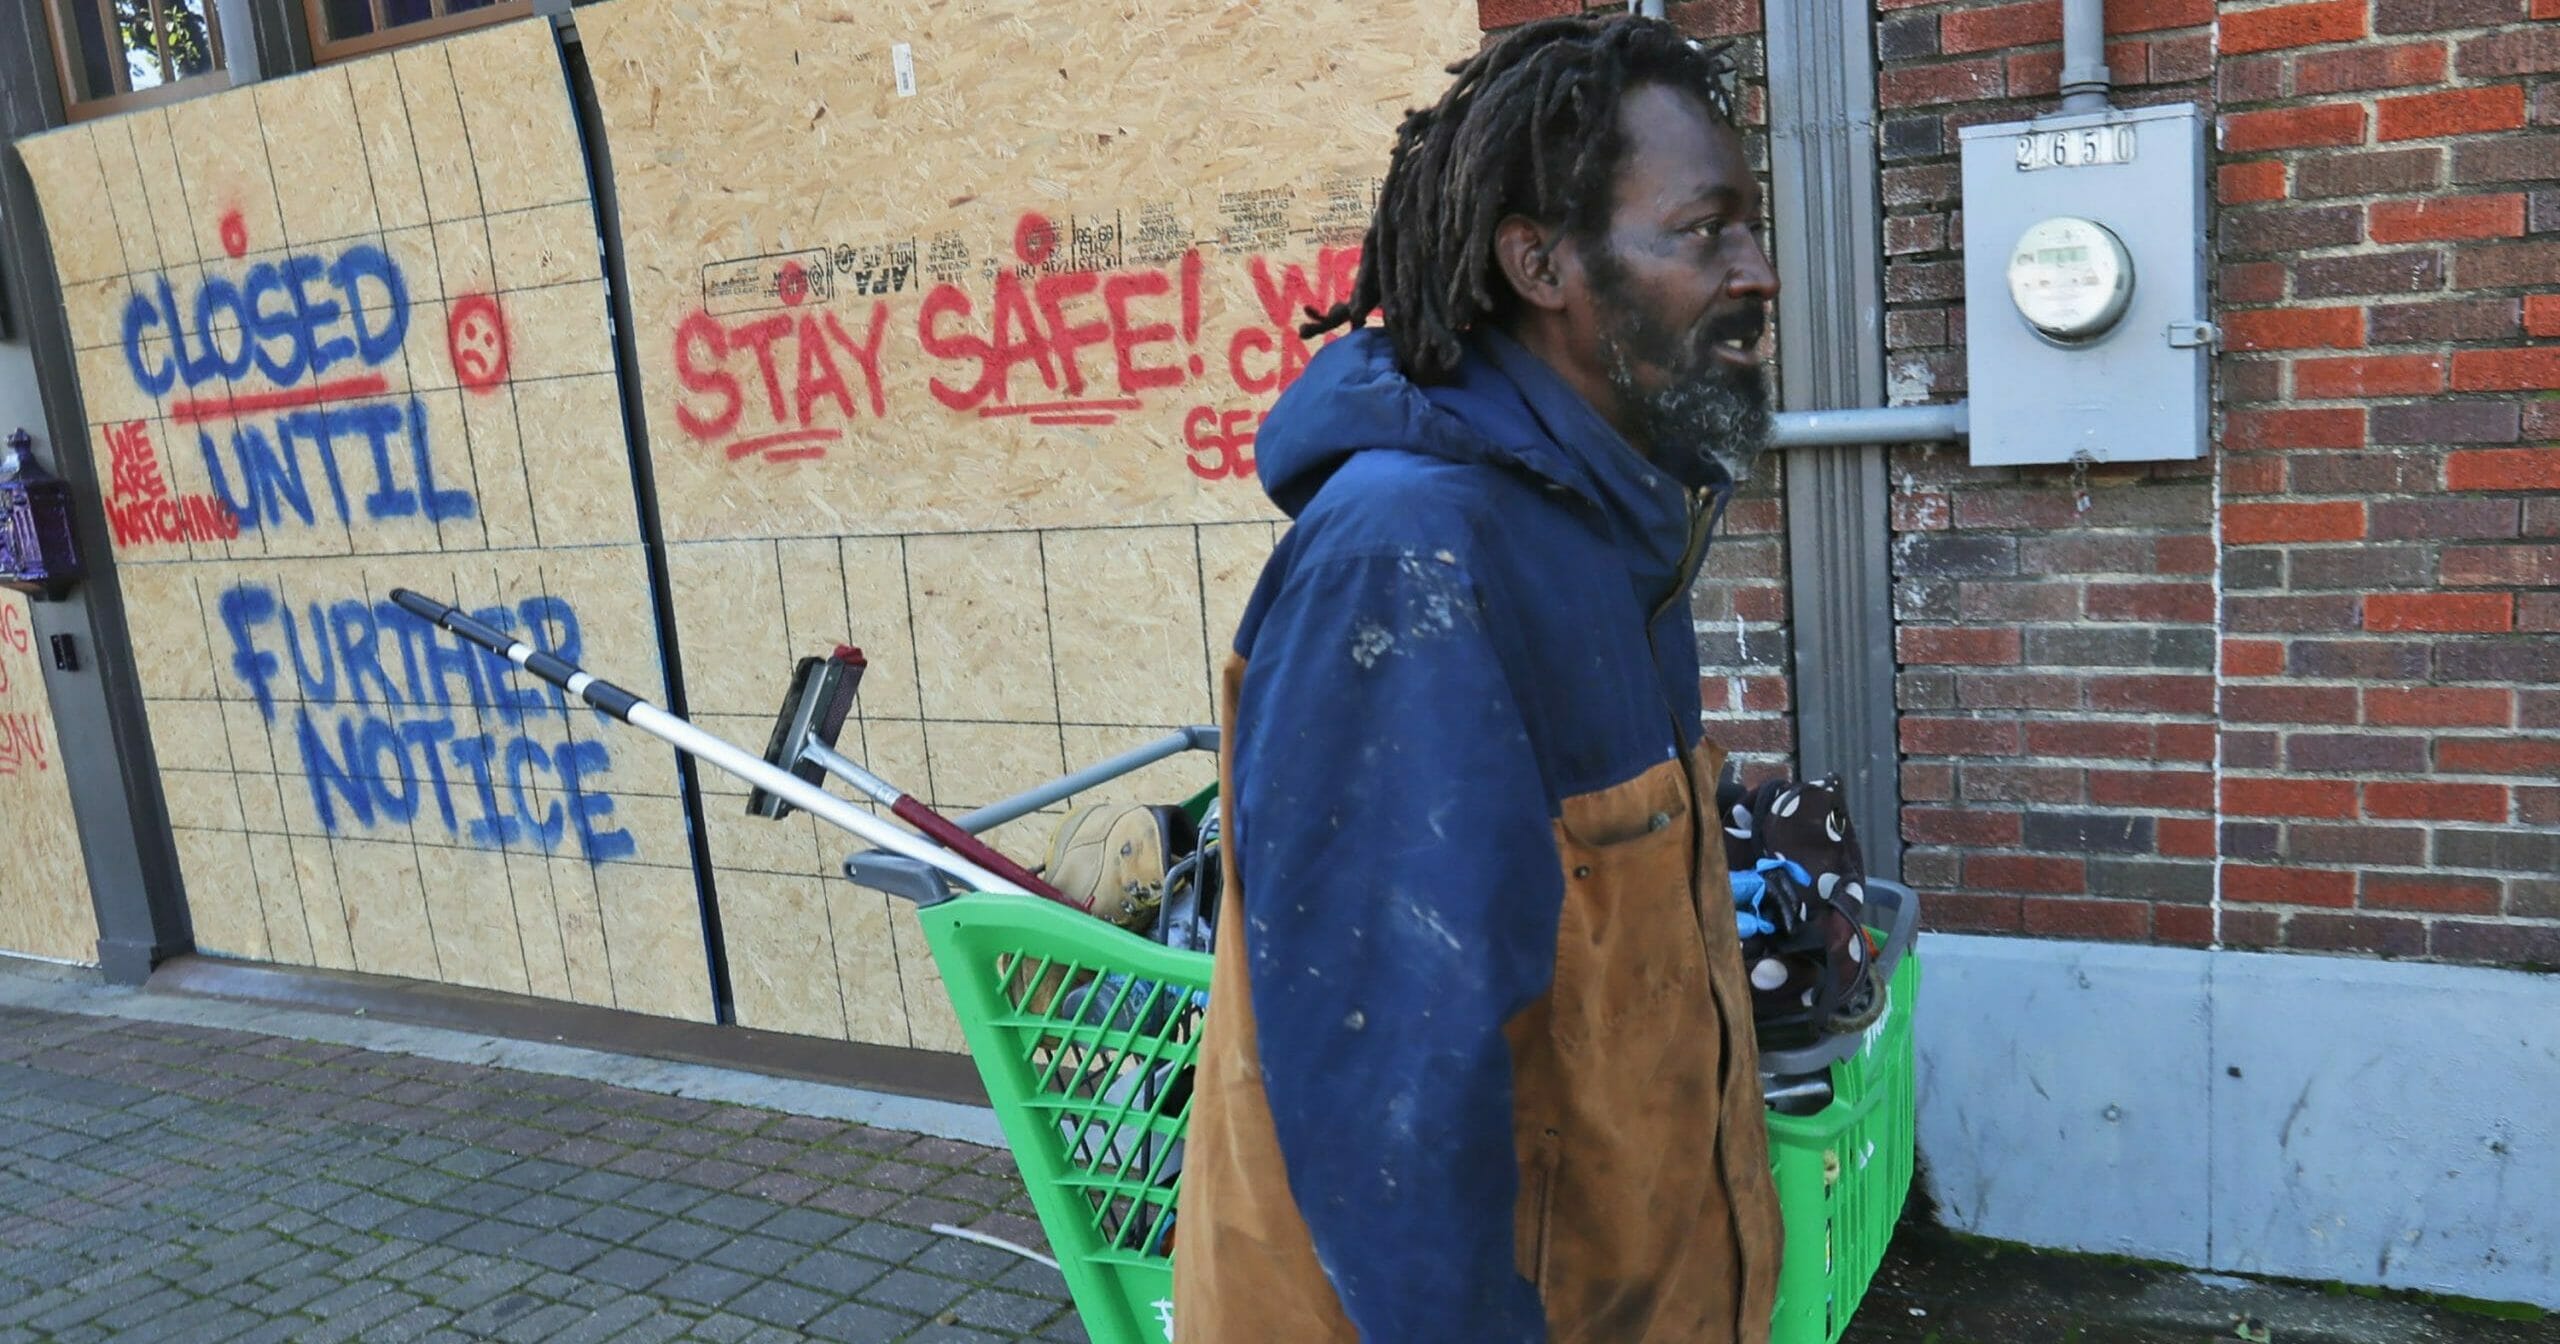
<box><xmin>2060</xmin><ymin>0</ymin><xmax>2113</xmax><ymax>112</ymax></box>
<box><xmin>1770</xmin><ymin>402</ymin><xmax>1970</xmax><ymax>449</ymax></box>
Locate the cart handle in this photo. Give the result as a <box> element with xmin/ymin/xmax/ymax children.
<box><xmin>386</xmin><ymin>588</ymin><xmax>1031</xmax><ymax>899</ymax></box>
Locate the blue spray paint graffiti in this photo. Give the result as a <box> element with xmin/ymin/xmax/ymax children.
<box><xmin>217</xmin><ymin>583</ymin><xmax>636</xmax><ymax>865</ymax></box>
<box><xmin>119</xmin><ymin>243</ymin><xmax>477</xmax><ymax>534</ymax></box>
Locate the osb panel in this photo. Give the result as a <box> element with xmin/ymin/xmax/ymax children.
<box><xmin>14</xmin><ymin>23</ymin><xmax>708</xmax><ymax>1021</ymax></box>
<box><xmin>0</xmin><ymin>594</ymin><xmax>100</xmax><ymax>965</ymax></box>
<box><xmin>580</xmin><ymin>0</ymin><xmax>1465</xmax><ymax>1050</ymax></box>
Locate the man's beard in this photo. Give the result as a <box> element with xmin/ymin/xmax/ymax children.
<box><xmin>1591</xmin><ymin>268</ymin><xmax>1773</xmax><ymax>490</ymax></box>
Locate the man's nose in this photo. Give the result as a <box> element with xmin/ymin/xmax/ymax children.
<box><xmin>1730</xmin><ymin>233</ymin><xmax>1780</xmax><ymax>300</ymax></box>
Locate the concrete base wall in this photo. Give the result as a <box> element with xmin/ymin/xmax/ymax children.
<box><xmin>1914</xmin><ymin>934</ymin><xmax>2560</xmax><ymax>1307</ymax></box>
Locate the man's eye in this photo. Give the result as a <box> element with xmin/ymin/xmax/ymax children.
<box><xmin>1689</xmin><ymin>219</ymin><xmax>1729</xmax><ymax>238</ymax></box>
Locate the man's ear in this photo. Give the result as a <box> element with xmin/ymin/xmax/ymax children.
<box><xmin>1493</xmin><ymin>215</ymin><xmax>1571</xmax><ymax>313</ymax></box>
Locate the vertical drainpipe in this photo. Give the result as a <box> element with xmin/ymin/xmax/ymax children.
<box><xmin>2059</xmin><ymin>0</ymin><xmax>2113</xmax><ymax>112</ymax></box>
<box><xmin>1763</xmin><ymin>0</ymin><xmax>1904</xmax><ymax>879</ymax></box>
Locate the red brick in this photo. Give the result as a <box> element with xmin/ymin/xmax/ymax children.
<box><xmin>1903</xmin><ymin>807</ymin><xmax>2023</xmax><ymax>846</ymax></box>
<box><xmin>2538</xmin><ymin>0</ymin><xmax>2559</xmax><ymax>17</ymax></box>
<box><xmin>2223</xmin><ymin>639</ymin><xmax>2286</xmax><ymax>676</ymax></box>
<box><xmin>2223</xmin><ymin>501</ymin><xmax>2367</xmax><ymax>544</ymax></box>
<box><xmin>2153</xmin><ymin>904</ymin><xmax>2215</xmax><ymax>945</ymax></box>
<box><xmin>2365</xmin><ymin>592</ymin><xmax>2514</xmax><ymax>632</ymax></box>
<box><xmin>2225</xmin><ymin>307</ymin><xmax>2366</xmax><ymax>352</ymax></box>
<box><xmin>1966</xmin><ymin>854</ymin><xmax>2088</xmax><ymax>894</ymax></box>
<box><xmin>1879</xmin><ymin>60</ymin><xmax>2006</xmax><ymax>106</ymax></box>
<box><xmin>2026</xmin><ymin>721</ymin><xmax>2154</xmax><ymax>759</ymax></box>
<box><xmin>2107</xmin><ymin>0</ymin><xmax>2213</xmax><ymax>30</ymax></box>
<box><xmin>2528</xmin><ymin>296</ymin><xmax>2560</xmax><ymax>338</ymax></box>
<box><xmin>2086</xmin><ymin>582</ymin><xmax>2215</xmax><ymax>623</ymax></box>
<box><xmin>2447</xmin><ymin>449</ymin><xmax>2560</xmax><ymax>491</ymax></box>
<box><xmin>2370</xmin><ymin>194</ymin><xmax>2526</xmax><ymax>243</ymax></box>
<box><xmin>2223</xmin><ymin>777</ymin><xmax>2358</xmax><ymax>818</ymax></box>
<box><xmin>1901</xmin><ymin>716</ymin><xmax>2025</xmax><ymax>756</ymax></box>
<box><xmin>2294</xmin><ymin>40</ymin><xmax>2449</xmax><ymax>94</ymax></box>
<box><xmin>2222</xmin><ymin>103</ymin><xmax>2368</xmax><ymax>151</ymax></box>
<box><xmin>2224</xmin><ymin>407</ymin><xmax>2366</xmax><ymax>451</ymax></box>
<box><xmin>2156</xmin><ymin>535</ymin><xmax>2216</xmax><ymax>573</ymax></box>
<box><xmin>1670</xmin><ymin>0</ymin><xmax>1764</xmax><ymax>37</ymax></box>
<box><xmin>2442</xmin><ymin>543</ymin><xmax>2560</xmax><ymax>585</ymax></box>
<box><xmin>2438</xmin><ymin>738</ymin><xmax>2560</xmax><ymax>775</ymax></box>
<box><xmin>2286</xmin><ymin>912</ymin><xmax>2430</xmax><ymax>957</ymax></box>
<box><xmin>2378</xmin><ymin>86</ymin><xmax>2528</xmax><ymax>141</ymax></box>
<box><xmin>2089</xmin><ymin>769</ymin><xmax>2215</xmax><ymax>810</ymax></box>
<box><xmin>2363</xmin><ymin>875</ymin><xmax>2501</xmax><ymax>914</ymax></box>
<box><xmin>2224</xmin><ymin>262</ymin><xmax>2289</xmax><ymax>305</ymax></box>
<box><xmin>2451</xmin><ymin>348</ymin><xmax>2560</xmax><ymax>393</ymax></box>
<box><xmin>2223</xmin><ymin>455</ymin><xmax>2286</xmax><ymax>494</ymax></box>
<box><xmin>2157</xmin><ymin>817</ymin><xmax>2217</xmax><ymax>858</ymax></box>
<box><xmin>1478</xmin><ymin>0</ymin><xmax>1578</xmax><ymax>27</ymax></box>
<box><xmin>2217</xmin><ymin>160</ymin><xmax>2288</xmax><ymax>204</ymax></box>
<box><xmin>1739</xmin><ymin>676</ymin><xmax>1790</xmax><ymax>711</ymax></box>
<box><xmin>2221</xmin><ymin>0</ymin><xmax>2366</xmax><ymax>53</ymax></box>
<box><xmin>1902</xmin><ymin>762</ymin><xmax>1955</xmax><ymax>801</ymax></box>
<box><xmin>2088</xmin><ymin>674</ymin><xmax>2218</xmax><ymax>714</ymax></box>
<box><xmin>2222</xmin><ymin>680</ymin><xmax>2355</xmax><ymax>721</ymax></box>
<box><xmin>2023</xmin><ymin>898</ymin><xmax>2152</xmax><ymax>941</ymax></box>
<box><xmin>1892</xmin><ymin>492</ymin><xmax>1952</xmax><ymax>531</ymax></box>
<box><xmin>2156</xmin><ymin>723</ymin><xmax>2219</xmax><ymax>762</ymax></box>
<box><xmin>2224</xmin><ymin>864</ymin><xmax>2357</xmax><ymax>906</ymax></box>
<box><xmin>1897</xmin><ymin>627</ymin><xmax>2024</xmax><ymax>665</ymax></box>
<box><xmin>1923</xmin><ymin>892</ymin><xmax>2025</xmax><ymax>934</ymax></box>
<box><xmin>2365</xmin><ymin>781</ymin><xmax>2510</xmax><ymax>822</ymax></box>
<box><xmin>1941</xmin><ymin>0</ymin><xmax>2061</xmax><ymax>51</ymax></box>
<box><xmin>2293</xmin><ymin>354</ymin><xmax>2447</xmax><ymax>398</ymax></box>
<box><xmin>2363</xmin><ymin>686</ymin><xmax>2512</xmax><ymax>726</ymax></box>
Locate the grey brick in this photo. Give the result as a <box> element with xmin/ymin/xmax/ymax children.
<box><xmin>452</xmin><ymin>1289</ymin><xmax>550</xmax><ymax>1336</ymax></box>
<box><xmin>513</xmin><ymin>1229</ymin><xmax>610</xmax><ymax>1273</ymax></box>
<box><xmin>706</xmin><ymin>1232</ymin><xmax>802</xmax><ymax>1275</ymax></box>
<box><xmin>2437</xmin><ymin>828</ymin><xmax>2560</xmax><ymax>875</ymax></box>
<box><xmin>835</xmin><ymin>1222</ymin><xmax>935</xmax><ymax>1264</ymax></box>
<box><xmin>2087</xmin><ymin>858</ymin><xmax>2216</xmax><ymax>903</ymax></box>
<box><xmin>431</xmin><ymin>1149</ymin><xmax>518</xmax><ymax>1179</ymax></box>
<box><xmin>492</xmin><ymin>1159</ymin><xmax>582</xmax><ymax>1191</ymax></box>
<box><xmin>687</xmin><ymin>1193</ymin><xmax>782</xmax><ymax>1232</ymax></box>
<box><xmin>378</xmin><ymin>1206</ymin><xmax>475</xmax><ymax>1243</ymax></box>
<box><xmin>861</xmin><ymin>1267</ymin><xmax>970</xmax><ymax>1315</ymax></box>
<box><xmin>563</xmin><ymin>1202</ymin><xmax>661</xmax><ymax>1245</ymax></box>
<box><xmin>380</xmin><ymin>1170</ymin><xmax>468</xmax><ymax>1204</ymax></box>
<box><xmin>656</xmin><ymin>1262</ymin><xmax>759</xmax><ymax>1308</ymax></box>
<box><xmin>581</xmin><ymin>1247</ymin><xmax>681</xmax><ymax>1292</ymax></box>
<box><xmin>634</xmin><ymin>1219</ymin><xmax>730</xmax><ymax>1260</ymax></box>
<box><xmin>495</xmin><ymin>1302</ymin><xmax>592</xmax><ymax>1344</ymax></box>
<box><xmin>994</xmin><ymin>1260</ymin><xmax>1071</xmax><ymax>1298</ymax></box>
<box><xmin>429</xmin><ymin>1258</ymin><xmax>540</xmax><ymax>1312</ymax></box>
<box><xmin>321</xmin><ymin>1191</ymin><xmax>412</xmax><ymax>1231</ymax></box>
<box><xmin>301</xmin><ymin>1289</ymin><xmax>427</xmax><ymax>1344</ymax></box>
<box><xmin>497</xmin><ymin>1192</ymin><xmax>592</xmax><ymax>1230</ymax></box>
<box><xmin>91</xmin><ymin>1285</ymin><xmax>194</xmax><ymax>1332</ymax></box>
<box><xmin>903</xmin><ymin>1326</ymin><xmax>1007</xmax><ymax>1344</ymax></box>
<box><xmin>754</xmin><ymin>1207</ymin><xmax>855</xmax><ymax>1246</ymax></box>
<box><xmin>621</xmin><ymin>1181</ymin><xmax>716</xmax><ymax>1217</ymax></box>
<box><xmin>911</xmin><ymin>1239</ymin><xmax>1023</xmax><ymax>1281</ymax></box>
<box><xmin>546</xmin><ymin>1294</ymin><xmax>682</xmax><ymax>1344</ymax></box>
<box><xmin>438</xmin><ymin>1181</ymin><xmax>531</xmax><ymax>1217</ymax></box>
<box><xmin>553</xmin><ymin>1171</ymin><xmax>645</xmax><ymax>1204</ymax></box>
<box><xmin>805</xmin><ymin>1301</ymin><xmax>925</xmax><ymax>1343</ymax></box>
<box><xmin>2023</xmin><ymin>812</ymin><xmax>2155</xmax><ymax>855</ymax></box>
<box><xmin>442</xmin><ymin>1218</ymin><xmax>541</xmax><ymax>1258</ymax></box>
<box><xmin>950</xmin><ymin>1286</ymin><xmax>1063</xmax><ymax>1333</ymax></box>
<box><xmin>779</xmin><ymin>1249</ymin><xmax>890</xmax><ymax>1297</ymax></box>
<box><xmin>727</xmin><ymin>1279</ymin><xmax>834</xmax><ymax>1329</ymax></box>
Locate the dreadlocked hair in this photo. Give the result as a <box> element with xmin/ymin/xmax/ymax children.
<box><xmin>1302</xmin><ymin>16</ymin><xmax>1742</xmax><ymax>384</ymax></box>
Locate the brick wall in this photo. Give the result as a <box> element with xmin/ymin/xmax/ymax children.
<box><xmin>1482</xmin><ymin>0</ymin><xmax>2558</xmax><ymax>968</ymax></box>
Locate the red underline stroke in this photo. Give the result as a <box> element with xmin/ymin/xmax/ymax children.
<box><xmin>978</xmin><ymin>398</ymin><xmax>1143</xmax><ymax>419</ymax></box>
<box><xmin>168</xmin><ymin>374</ymin><xmax>393</xmax><ymax>425</ymax></box>
<box><xmin>723</xmin><ymin>428</ymin><xmax>843</xmax><ymax>460</ymax></box>
<box><xmin>1029</xmin><ymin>414</ymin><xmax>1120</xmax><ymax>427</ymax></box>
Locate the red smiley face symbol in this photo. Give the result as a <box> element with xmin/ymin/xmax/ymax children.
<box><xmin>447</xmin><ymin>296</ymin><xmax>511</xmax><ymax>393</ymax></box>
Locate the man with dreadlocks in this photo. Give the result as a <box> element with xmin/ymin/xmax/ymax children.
<box><xmin>1174</xmin><ymin>13</ymin><xmax>1785</xmax><ymax>1343</ymax></box>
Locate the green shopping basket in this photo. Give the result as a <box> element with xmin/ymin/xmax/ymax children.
<box><xmin>915</xmin><ymin>885</ymin><xmax>1918</xmax><ymax>1344</ymax></box>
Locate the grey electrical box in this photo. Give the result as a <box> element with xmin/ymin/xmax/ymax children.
<box><xmin>1958</xmin><ymin>103</ymin><xmax>2210</xmax><ymax>467</ymax></box>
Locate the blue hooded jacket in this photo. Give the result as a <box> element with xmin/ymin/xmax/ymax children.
<box><xmin>1174</xmin><ymin>326</ymin><xmax>1781</xmax><ymax>1343</ymax></box>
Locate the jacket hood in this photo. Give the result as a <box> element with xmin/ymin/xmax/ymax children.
<box><xmin>1253</xmin><ymin>326</ymin><xmax>1712</xmax><ymax>587</ymax></box>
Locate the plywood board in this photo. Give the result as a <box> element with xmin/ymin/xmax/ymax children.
<box><xmin>583</xmin><ymin>0</ymin><xmax>1471</xmax><ymax>1049</ymax></box>
<box><xmin>0</xmin><ymin>594</ymin><xmax>99</xmax><ymax>964</ymax></box>
<box><xmin>16</xmin><ymin>22</ymin><xmax>712</xmax><ymax>1021</ymax></box>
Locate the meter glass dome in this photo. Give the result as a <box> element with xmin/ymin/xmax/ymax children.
<box><xmin>2005</xmin><ymin>216</ymin><xmax>2133</xmax><ymax>342</ymax></box>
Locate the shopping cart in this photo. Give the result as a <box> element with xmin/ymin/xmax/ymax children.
<box><xmin>389</xmin><ymin>590</ymin><xmax>1917</xmax><ymax>1344</ymax></box>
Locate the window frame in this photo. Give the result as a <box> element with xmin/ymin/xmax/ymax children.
<box><xmin>299</xmin><ymin>0</ymin><xmax>534</xmax><ymax>65</ymax></box>
<box><xmin>41</xmin><ymin>0</ymin><xmax>234</xmax><ymax>122</ymax></box>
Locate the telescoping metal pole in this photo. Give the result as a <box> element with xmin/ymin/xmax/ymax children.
<box><xmin>387</xmin><ymin>589</ymin><xmax>1032</xmax><ymax>899</ymax></box>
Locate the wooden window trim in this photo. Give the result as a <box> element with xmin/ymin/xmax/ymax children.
<box><xmin>40</xmin><ymin>0</ymin><xmax>234</xmax><ymax>123</ymax></box>
<box><xmin>300</xmin><ymin>0</ymin><xmax>535</xmax><ymax>66</ymax></box>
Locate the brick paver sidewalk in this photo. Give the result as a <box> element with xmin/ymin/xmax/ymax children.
<box><xmin>0</xmin><ymin>1004</ymin><xmax>1083</xmax><ymax>1344</ymax></box>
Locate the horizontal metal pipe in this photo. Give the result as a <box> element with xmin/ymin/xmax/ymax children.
<box><xmin>1770</xmin><ymin>402</ymin><xmax>1969</xmax><ymax>449</ymax></box>
<box><xmin>952</xmin><ymin>728</ymin><xmax>1204</xmax><ymax>834</ymax></box>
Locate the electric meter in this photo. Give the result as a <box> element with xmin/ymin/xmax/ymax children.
<box><xmin>2005</xmin><ymin>217</ymin><xmax>2133</xmax><ymax>343</ymax></box>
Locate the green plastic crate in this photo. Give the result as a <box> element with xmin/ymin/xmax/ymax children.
<box><xmin>918</xmin><ymin>893</ymin><xmax>1917</xmax><ymax>1344</ymax></box>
